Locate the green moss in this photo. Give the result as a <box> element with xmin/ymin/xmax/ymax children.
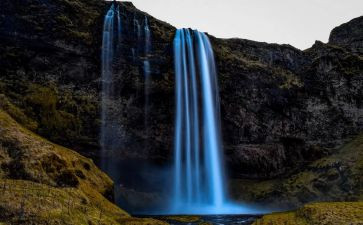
<box><xmin>56</xmin><ymin>15</ymin><xmax>74</xmax><ymax>28</ymax></box>
<box><xmin>275</xmin><ymin>68</ymin><xmax>303</xmax><ymax>89</ymax></box>
<box><xmin>0</xmin><ymin>110</ymin><xmax>168</xmax><ymax>225</ymax></box>
<box><xmin>68</xmin><ymin>30</ymin><xmax>92</xmax><ymax>44</ymax></box>
<box><xmin>0</xmin><ymin>80</ymin><xmax>100</xmax><ymax>151</ymax></box>
<box><xmin>164</xmin><ymin>216</ymin><xmax>201</xmax><ymax>223</ymax></box>
<box><xmin>25</xmin><ymin>84</ymin><xmax>57</xmax><ymax>111</ymax></box>
<box><xmin>0</xmin><ymin>94</ymin><xmax>38</xmax><ymax>131</ymax></box>
<box><xmin>253</xmin><ymin>202</ymin><xmax>363</xmax><ymax>225</ymax></box>
<box><xmin>0</xmin><ymin>109</ymin><xmax>126</xmax><ymax>223</ymax></box>
<box><xmin>214</xmin><ymin>41</ymin><xmax>303</xmax><ymax>89</ymax></box>
<box><xmin>24</xmin><ymin>84</ymin><xmax>81</xmax><ymax>143</ymax></box>
<box><xmin>253</xmin><ymin>211</ymin><xmax>308</xmax><ymax>225</ymax></box>
<box><xmin>0</xmin><ymin>179</ymin><xmax>126</xmax><ymax>225</ymax></box>
<box><xmin>117</xmin><ymin>217</ymin><xmax>168</xmax><ymax>225</ymax></box>
<box><xmin>231</xmin><ymin>134</ymin><xmax>363</xmax><ymax>207</ymax></box>
<box><xmin>52</xmin><ymin>0</ymin><xmax>103</xmax><ymax>45</ymax></box>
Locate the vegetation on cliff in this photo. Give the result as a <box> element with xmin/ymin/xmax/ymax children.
<box><xmin>0</xmin><ymin>107</ymin><xmax>166</xmax><ymax>224</ymax></box>
<box><xmin>0</xmin><ymin>0</ymin><xmax>362</xmax><ymax>219</ymax></box>
<box><xmin>231</xmin><ymin>133</ymin><xmax>363</xmax><ymax>208</ymax></box>
<box><xmin>253</xmin><ymin>202</ymin><xmax>363</xmax><ymax>225</ymax></box>
<box><xmin>0</xmin><ymin>0</ymin><xmax>107</xmax><ymax>156</ymax></box>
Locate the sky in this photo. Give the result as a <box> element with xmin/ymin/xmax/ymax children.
<box><xmin>126</xmin><ymin>0</ymin><xmax>363</xmax><ymax>50</ymax></box>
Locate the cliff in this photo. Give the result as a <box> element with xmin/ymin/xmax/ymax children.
<box><xmin>0</xmin><ymin>0</ymin><xmax>362</xmax><ymax>212</ymax></box>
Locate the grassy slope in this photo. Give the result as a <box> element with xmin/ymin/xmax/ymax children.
<box><xmin>253</xmin><ymin>202</ymin><xmax>363</xmax><ymax>225</ymax></box>
<box><xmin>0</xmin><ymin>105</ymin><xmax>166</xmax><ymax>224</ymax></box>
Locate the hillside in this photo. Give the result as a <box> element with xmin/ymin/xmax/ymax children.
<box><xmin>0</xmin><ymin>99</ymin><xmax>165</xmax><ymax>224</ymax></box>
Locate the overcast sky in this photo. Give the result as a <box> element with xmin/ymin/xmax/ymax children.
<box><xmin>126</xmin><ymin>0</ymin><xmax>363</xmax><ymax>50</ymax></box>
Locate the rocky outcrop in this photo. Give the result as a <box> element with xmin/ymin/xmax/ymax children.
<box><xmin>0</xmin><ymin>0</ymin><xmax>176</xmax><ymax>163</ymax></box>
<box><xmin>213</xmin><ymin>29</ymin><xmax>362</xmax><ymax>178</ymax></box>
<box><xmin>0</xmin><ymin>0</ymin><xmax>362</xmax><ymax>208</ymax></box>
<box><xmin>253</xmin><ymin>202</ymin><xmax>363</xmax><ymax>225</ymax></box>
<box><xmin>0</xmin><ymin>0</ymin><xmax>107</xmax><ymax>155</ymax></box>
<box><xmin>329</xmin><ymin>16</ymin><xmax>363</xmax><ymax>54</ymax></box>
<box><xmin>231</xmin><ymin>134</ymin><xmax>363</xmax><ymax>208</ymax></box>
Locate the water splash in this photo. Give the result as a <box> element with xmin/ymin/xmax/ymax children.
<box><xmin>171</xmin><ymin>29</ymin><xmax>253</xmax><ymax>214</ymax></box>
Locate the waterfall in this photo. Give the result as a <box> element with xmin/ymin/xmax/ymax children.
<box><xmin>144</xmin><ymin>16</ymin><xmax>151</xmax><ymax>55</ymax></box>
<box><xmin>133</xmin><ymin>14</ymin><xmax>141</xmax><ymax>60</ymax></box>
<box><xmin>99</xmin><ymin>4</ymin><xmax>252</xmax><ymax>215</ymax></box>
<box><xmin>116</xmin><ymin>5</ymin><xmax>122</xmax><ymax>43</ymax></box>
<box><xmin>170</xmin><ymin>29</ymin><xmax>254</xmax><ymax>215</ymax></box>
<box><xmin>100</xmin><ymin>4</ymin><xmax>115</xmax><ymax>172</ymax></box>
<box><xmin>134</xmin><ymin>14</ymin><xmax>141</xmax><ymax>39</ymax></box>
<box><xmin>172</xmin><ymin>28</ymin><xmax>226</xmax><ymax>212</ymax></box>
<box><xmin>144</xmin><ymin>16</ymin><xmax>151</xmax><ymax>148</ymax></box>
<box><xmin>100</xmin><ymin>4</ymin><xmax>123</xmax><ymax>180</ymax></box>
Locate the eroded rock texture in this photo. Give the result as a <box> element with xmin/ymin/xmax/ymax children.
<box><xmin>0</xmin><ymin>1</ymin><xmax>362</xmax><ymax>197</ymax></box>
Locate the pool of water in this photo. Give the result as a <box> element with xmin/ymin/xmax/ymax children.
<box><xmin>136</xmin><ymin>214</ymin><xmax>261</xmax><ymax>225</ymax></box>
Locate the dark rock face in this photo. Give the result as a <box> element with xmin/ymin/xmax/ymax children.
<box><xmin>101</xmin><ymin>2</ymin><xmax>175</xmax><ymax>163</ymax></box>
<box><xmin>230</xmin><ymin>134</ymin><xmax>363</xmax><ymax>209</ymax></box>
<box><xmin>0</xmin><ymin>0</ymin><xmax>107</xmax><ymax>155</ymax></box>
<box><xmin>0</xmin><ymin>0</ymin><xmax>362</xmax><ymax>196</ymax></box>
<box><xmin>214</xmin><ymin>34</ymin><xmax>363</xmax><ymax>178</ymax></box>
<box><xmin>329</xmin><ymin>16</ymin><xmax>363</xmax><ymax>54</ymax></box>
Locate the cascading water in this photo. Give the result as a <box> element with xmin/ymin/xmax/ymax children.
<box><xmin>172</xmin><ymin>28</ymin><xmax>226</xmax><ymax>211</ymax></box>
<box><xmin>100</xmin><ymin>4</ymin><xmax>115</xmax><ymax>172</ymax></box>
<box><xmin>144</xmin><ymin>16</ymin><xmax>151</xmax><ymax>146</ymax></box>
<box><xmin>171</xmin><ymin>29</ymin><xmax>252</xmax><ymax>214</ymax></box>
<box><xmin>144</xmin><ymin>16</ymin><xmax>151</xmax><ymax>55</ymax></box>
<box><xmin>100</xmin><ymin>4</ymin><xmax>125</xmax><ymax>181</ymax></box>
<box><xmin>132</xmin><ymin>14</ymin><xmax>141</xmax><ymax>61</ymax></box>
<box><xmin>116</xmin><ymin>5</ymin><xmax>122</xmax><ymax>43</ymax></box>
<box><xmin>99</xmin><ymin>4</ymin><xmax>254</xmax><ymax>215</ymax></box>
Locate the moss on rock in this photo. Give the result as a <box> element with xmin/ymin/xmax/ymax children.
<box><xmin>0</xmin><ymin>94</ymin><xmax>38</xmax><ymax>131</ymax></box>
<box><xmin>164</xmin><ymin>216</ymin><xmax>201</xmax><ymax>223</ymax></box>
<box><xmin>0</xmin><ymin>109</ymin><xmax>166</xmax><ymax>224</ymax></box>
<box><xmin>253</xmin><ymin>202</ymin><xmax>363</xmax><ymax>225</ymax></box>
<box><xmin>231</xmin><ymin>134</ymin><xmax>363</xmax><ymax>208</ymax></box>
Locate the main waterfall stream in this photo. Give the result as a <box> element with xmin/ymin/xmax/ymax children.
<box><xmin>173</xmin><ymin>28</ymin><xmax>226</xmax><ymax>209</ymax></box>
<box><xmin>170</xmin><ymin>29</ymin><xmax>252</xmax><ymax>215</ymax></box>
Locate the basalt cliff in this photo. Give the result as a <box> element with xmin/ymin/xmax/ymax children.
<box><xmin>0</xmin><ymin>0</ymin><xmax>362</xmax><ymax>218</ymax></box>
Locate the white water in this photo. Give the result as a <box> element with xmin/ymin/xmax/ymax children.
<box><xmin>172</xmin><ymin>28</ymin><xmax>226</xmax><ymax>211</ymax></box>
<box><xmin>171</xmin><ymin>29</ymin><xmax>253</xmax><ymax>214</ymax></box>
